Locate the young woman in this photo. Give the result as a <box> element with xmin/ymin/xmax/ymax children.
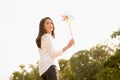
<box><xmin>36</xmin><ymin>17</ymin><xmax>74</xmax><ymax>80</ymax></box>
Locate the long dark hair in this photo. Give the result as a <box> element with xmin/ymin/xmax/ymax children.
<box><xmin>36</xmin><ymin>17</ymin><xmax>55</xmax><ymax>48</ymax></box>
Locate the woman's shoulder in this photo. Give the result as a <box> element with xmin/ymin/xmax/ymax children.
<box><xmin>42</xmin><ymin>34</ymin><xmax>51</xmax><ymax>40</ymax></box>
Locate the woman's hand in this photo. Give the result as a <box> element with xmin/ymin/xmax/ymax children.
<box><xmin>63</xmin><ymin>38</ymin><xmax>75</xmax><ymax>53</ymax></box>
<box><xmin>67</xmin><ymin>38</ymin><xmax>75</xmax><ymax>48</ymax></box>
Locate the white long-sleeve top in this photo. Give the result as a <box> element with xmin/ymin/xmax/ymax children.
<box><xmin>38</xmin><ymin>34</ymin><xmax>63</xmax><ymax>76</ymax></box>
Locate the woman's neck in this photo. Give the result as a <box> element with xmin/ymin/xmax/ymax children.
<box><xmin>46</xmin><ymin>32</ymin><xmax>51</xmax><ymax>35</ymax></box>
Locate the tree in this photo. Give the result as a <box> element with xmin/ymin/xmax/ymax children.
<box><xmin>96</xmin><ymin>28</ymin><xmax>120</xmax><ymax>80</ymax></box>
<box><xmin>111</xmin><ymin>28</ymin><xmax>120</xmax><ymax>38</ymax></box>
<box><xmin>96</xmin><ymin>49</ymin><xmax>120</xmax><ymax>80</ymax></box>
<box><xmin>10</xmin><ymin>43</ymin><xmax>114</xmax><ymax>80</ymax></box>
<box><xmin>10</xmin><ymin>63</ymin><xmax>41</xmax><ymax>80</ymax></box>
<box><xmin>69</xmin><ymin>44</ymin><xmax>112</xmax><ymax>80</ymax></box>
<box><xmin>59</xmin><ymin>59</ymin><xmax>75</xmax><ymax>80</ymax></box>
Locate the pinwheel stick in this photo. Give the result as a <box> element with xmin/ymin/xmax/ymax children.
<box><xmin>68</xmin><ymin>23</ymin><xmax>73</xmax><ymax>38</ymax></box>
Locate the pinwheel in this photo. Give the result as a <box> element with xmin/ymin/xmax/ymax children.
<box><xmin>61</xmin><ymin>13</ymin><xmax>74</xmax><ymax>38</ymax></box>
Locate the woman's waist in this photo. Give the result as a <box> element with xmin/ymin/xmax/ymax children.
<box><xmin>39</xmin><ymin>59</ymin><xmax>60</xmax><ymax>70</ymax></box>
<box><xmin>39</xmin><ymin>58</ymin><xmax>55</xmax><ymax>63</ymax></box>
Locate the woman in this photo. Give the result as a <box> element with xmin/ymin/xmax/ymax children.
<box><xmin>36</xmin><ymin>17</ymin><xmax>74</xmax><ymax>80</ymax></box>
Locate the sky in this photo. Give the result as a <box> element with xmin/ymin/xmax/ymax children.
<box><xmin>0</xmin><ymin>0</ymin><xmax>120</xmax><ymax>80</ymax></box>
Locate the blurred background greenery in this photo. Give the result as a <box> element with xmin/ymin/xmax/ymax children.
<box><xmin>9</xmin><ymin>29</ymin><xmax>120</xmax><ymax>80</ymax></box>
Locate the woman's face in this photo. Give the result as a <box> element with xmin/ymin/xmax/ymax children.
<box><xmin>44</xmin><ymin>19</ymin><xmax>54</xmax><ymax>34</ymax></box>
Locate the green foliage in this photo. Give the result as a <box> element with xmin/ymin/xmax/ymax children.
<box><xmin>69</xmin><ymin>44</ymin><xmax>111</xmax><ymax>80</ymax></box>
<box><xmin>59</xmin><ymin>59</ymin><xmax>75</xmax><ymax>80</ymax></box>
<box><xmin>70</xmin><ymin>50</ymin><xmax>91</xmax><ymax>80</ymax></box>
<box><xmin>10</xmin><ymin>63</ymin><xmax>41</xmax><ymax>80</ymax></box>
<box><xmin>96</xmin><ymin>68</ymin><xmax>120</xmax><ymax>80</ymax></box>
<box><xmin>10</xmin><ymin>44</ymin><xmax>117</xmax><ymax>80</ymax></box>
<box><xmin>11</xmin><ymin>71</ymin><xmax>23</xmax><ymax>80</ymax></box>
<box><xmin>10</xmin><ymin>44</ymin><xmax>114</xmax><ymax>80</ymax></box>
<box><xmin>10</xmin><ymin>29</ymin><xmax>120</xmax><ymax>80</ymax></box>
<box><xmin>96</xmin><ymin>49</ymin><xmax>120</xmax><ymax>80</ymax></box>
<box><xmin>104</xmin><ymin>49</ymin><xmax>120</xmax><ymax>68</ymax></box>
<box><xmin>111</xmin><ymin>28</ymin><xmax>120</xmax><ymax>38</ymax></box>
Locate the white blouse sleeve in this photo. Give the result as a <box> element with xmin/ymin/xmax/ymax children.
<box><xmin>41</xmin><ymin>35</ymin><xmax>63</xmax><ymax>59</ymax></box>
